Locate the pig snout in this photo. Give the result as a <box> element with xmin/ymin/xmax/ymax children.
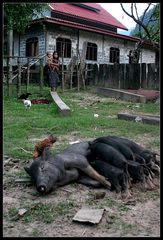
<box><xmin>36</xmin><ymin>177</ymin><xmax>50</xmax><ymax>193</ymax></box>
<box><xmin>37</xmin><ymin>184</ymin><xmax>47</xmax><ymax>193</ymax></box>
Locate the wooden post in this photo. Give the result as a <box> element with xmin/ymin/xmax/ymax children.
<box><xmin>70</xmin><ymin>49</ymin><xmax>73</xmax><ymax>90</ymax></box>
<box><xmin>8</xmin><ymin>28</ymin><xmax>13</xmax><ymax>96</ymax></box>
<box><xmin>17</xmin><ymin>57</ymin><xmax>21</xmax><ymax>97</ymax></box>
<box><xmin>79</xmin><ymin>41</ymin><xmax>87</xmax><ymax>90</ymax></box>
<box><xmin>6</xmin><ymin>57</ymin><xmax>10</xmax><ymax>96</ymax></box>
<box><xmin>26</xmin><ymin>58</ymin><xmax>30</xmax><ymax>93</ymax></box>
<box><xmin>61</xmin><ymin>43</ymin><xmax>65</xmax><ymax>92</ymax></box>
<box><xmin>8</xmin><ymin>56</ymin><xmax>12</xmax><ymax>96</ymax></box>
<box><xmin>76</xmin><ymin>46</ymin><xmax>80</xmax><ymax>92</ymax></box>
<box><xmin>40</xmin><ymin>58</ymin><xmax>44</xmax><ymax>91</ymax></box>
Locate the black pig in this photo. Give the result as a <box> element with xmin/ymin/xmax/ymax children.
<box><xmin>24</xmin><ymin>147</ymin><xmax>111</xmax><ymax>193</ymax></box>
<box><xmin>91</xmin><ymin>160</ymin><xmax>128</xmax><ymax>193</ymax></box>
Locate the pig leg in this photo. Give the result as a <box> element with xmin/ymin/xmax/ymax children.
<box><xmin>61</xmin><ymin>153</ymin><xmax>111</xmax><ymax>189</ymax></box>
<box><xmin>81</xmin><ymin>165</ymin><xmax>111</xmax><ymax>189</ymax></box>
<box><xmin>77</xmin><ymin>175</ymin><xmax>101</xmax><ymax>187</ymax></box>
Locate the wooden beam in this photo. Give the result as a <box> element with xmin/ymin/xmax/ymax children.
<box><xmin>50</xmin><ymin>91</ymin><xmax>71</xmax><ymax>116</ymax></box>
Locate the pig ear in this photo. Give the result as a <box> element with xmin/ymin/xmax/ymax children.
<box><xmin>24</xmin><ymin>166</ymin><xmax>32</xmax><ymax>176</ymax></box>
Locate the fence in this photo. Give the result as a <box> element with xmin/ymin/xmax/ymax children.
<box><xmin>87</xmin><ymin>63</ymin><xmax>159</xmax><ymax>90</ymax></box>
<box><xmin>3</xmin><ymin>55</ymin><xmax>46</xmax><ymax>96</ymax></box>
<box><xmin>3</xmin><ymin>60</ymin><xmax>160</xmax><ymax>97</ymax></box>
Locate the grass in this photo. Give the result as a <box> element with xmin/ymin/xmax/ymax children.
<box><xmin>3</xmin><ymin>85</ymin><xmax>160</xmax><ymax>160</ymax></box>
<box><xmin>8</xmin><ymin>200</ymin><xmax>77</xmax><ymax>224</ymax></box>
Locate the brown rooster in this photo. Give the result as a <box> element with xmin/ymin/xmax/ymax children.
<box><xmin>33</xmin><ymin>134</ymin><xmax>57</xmax><ymax>159</ymax></box>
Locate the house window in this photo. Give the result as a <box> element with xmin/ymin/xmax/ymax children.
<box><xmin>110</xmin><ymin>47</ymin><xmax>120</xmax><ymax>63</ymax></box>
<box><xmin>86</xmin><ymin>42</ymin><xmax>97</xmax><ymax>61</ymax></box>
<box><xmin>56</xmin><ymin>38</ymin><xmax>71</xmax><ymax>58</ymax></box>
<box><xmin>26</xmin><ymin>37</ymin><xmax>38</xmax><ymax>57</ymax></box>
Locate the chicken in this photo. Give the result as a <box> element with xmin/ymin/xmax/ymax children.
<box><xmin>33</xmin><ymin>134</ymin><xmax>57</xmax><ymax>159</ymax></box>
<box><xmin>23</xmin><ymin>99</ymin><xmax>32</xmax><ymax>110</ymax></box>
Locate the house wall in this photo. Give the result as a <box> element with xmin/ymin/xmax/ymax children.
<box><xmin>46</xmin><ymin>26</ymin><xmax>156</xmax><ymax>65</ymax></box>
<box><xmin>4</xmin><ymin>24</ymin><xmax>156</xmax><ymax>67</ymax></box>
<box><xmin>141</xmin><ymin>47</ymin><xmax>155</xmax><ymax>64</ymax></box>
<box><xmin>19</xmin><ymin>26</ymin><xmax>46</xmax><ymax>65</ymax></box>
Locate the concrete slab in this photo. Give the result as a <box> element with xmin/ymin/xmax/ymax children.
<box><xmin>50</xmin><ymin>91</ymin><xmax>71</xmax><ymax>116</ymax></box>
<box><xmin>97</xmin><ymin>87</ymin><xmax>146</xmax><ymax>103</ymax></box>
<box><xmin>73</xmin><ymin>206</ymin><xmax>105</xmax><ymax>224</ymax></box>
<box><xmin>117</xmin><ymin>113</ymin><xmax>160</xmax><ymax>125</ymax></box>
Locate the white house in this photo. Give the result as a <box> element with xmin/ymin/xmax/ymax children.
<box><xmin>3</xmin><ymin>3</ymin><xmax>157</xmax><ymax>67</ymax></box>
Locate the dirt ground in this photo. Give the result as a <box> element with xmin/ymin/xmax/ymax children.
<box><xmin>3</xmin><ymin>93</ymin><xmax>160</xmax><ymax>237</ymax></box>
<box><xmin>3</xmin><ymin>144</ymin><xmax>160</xmax><ymax>237</ymax></box>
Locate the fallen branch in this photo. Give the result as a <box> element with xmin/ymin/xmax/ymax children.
<box><xmin>15</xmin><ymin>178</ymin><xmax>32</xmax><ymax>184</ymax></box>
<box><xmin>82</xmin><ymin>229</ymin><xmax>86</xmax><ymax>236</ymax></box>
<box><xmin>17</xmin><ymin>147</ymin><xmax>32</xmax><ymax>154</ymax></box>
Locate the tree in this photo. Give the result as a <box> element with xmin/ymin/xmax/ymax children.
<box><xmin>120</xmin><ymin>3</ymin><xmax>160</xmax><ymax>63</ymax></box>
<box><xmin>3</xmin><ymin>3</ymin><xmax>48</xmax><ymax>96</ymax></box>
<box><xmin>4</xmin><ymin>3</ymin><xmax>48</xmax><ymax>33</ymax></box>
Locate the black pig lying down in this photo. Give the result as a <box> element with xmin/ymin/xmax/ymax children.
<box><xmin>24</xmin><ymin>146</ymin><xmax>111</xmax><ymax>193</ymax></box>
<box><xmin>90</xmin><ymin>160</ymin><xmax>128</xmax><ymax>193</ymax></box>
<box><xmin>90</xmin><ymin>135</ymin><xmax>160</xmax><ymax>178</ymax></box>
<box><xmin>90</xmin><ymin>136</ymin><xmax>135</xmax><ymax>161</ymax></box>
<box><xmin>109</xmin><ymin>136</ymin><xmax>159</xmax><ymax>165</ymax></box>
<box><xmin>88</xmin><ymin>142</ymin><xmax>129</xmax><ymax>175</ymax></box>
<box><xmin>127</xmin><ymin>160</ymin><xmax>145</xmax><ymax>183</ymax></box>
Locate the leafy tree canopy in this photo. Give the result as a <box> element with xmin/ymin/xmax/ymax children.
<box><xmin>4</xmin><ymin>3</ymin><xmax>48</xmax><ymax>33</ymax></box>
<box><xmin>130</xmin><ymin>4</ymin><xmax>160</xmax><ymax>45</ymax></box>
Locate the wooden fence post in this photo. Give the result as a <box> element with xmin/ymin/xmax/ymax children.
<box><xmin>17</xmin><ymin>57</ymin><xmax>21</xmax><ymax>97</ymax></box>
<box><xmin>6</xmin><ymin>57</ymin><xmax>10</xmax><ymax>96</ymax></box>
<box><xmin>40</xmin><ymin>58</ymin><xmax>44</xmax><ymax>91</ymax></box>
<box><xmin>26</xmin><ymin>58</ymin><xmax>30</xmax><ymax>93</ymax></box>
<box><xmin>61</xmin><ymin>43</ymin><xmax>65</xmax><ymax>92</ymax></box>
<box><xmin>8</xmin><ymin>56</ymin><xmax>12</xmax><ymax>96</ymax></box>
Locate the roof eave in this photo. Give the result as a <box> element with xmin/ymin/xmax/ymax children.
<box><xmin>31</xmin><ymin>18</ymin><xmax>153</xmax><ymax>47</ymax></box>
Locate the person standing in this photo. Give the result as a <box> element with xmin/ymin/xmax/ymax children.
<box><xmin>47</xmin><ymin>51</ymin><xmax>60</xmax><ymax>92</ymax></box>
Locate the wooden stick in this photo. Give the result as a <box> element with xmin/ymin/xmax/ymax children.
<box><xmin>17</xmin><ymin>147</ymin><xmax>32</xmax><ymax>154</ymax></box>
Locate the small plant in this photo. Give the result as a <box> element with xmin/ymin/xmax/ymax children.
<box><xmin>19</xmin><ymin>200</ymin><xmax>77</xmax><ymax>224</ymax></box>
<box><xmin>32</xmin><ymin>228</ymin><xmax>42</xmax><ymax>237</ymax></box>
<box><xmin>147</xmin><ymin>190</ymin><xmax>160</xmax><ymax>200</ymax></box>
<box><xmin>117</xmin><ymin>204</ymin><xmax>131</xmax><ymax>212</ymax></box>
<box><xmin>8</xmin><ymin>207</ymin><xmax>18</xmax><ymax>217</ymax></box>
<box><xmin>106</xmin><ymin>198</ymin><xmax>117</xmax><ymax>208</ymax></box>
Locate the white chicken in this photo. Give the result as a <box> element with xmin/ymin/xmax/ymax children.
<box><xmin>23</xmin><ymin>99</ymin><xmax>32</xmax><ymax>110</ymax></box>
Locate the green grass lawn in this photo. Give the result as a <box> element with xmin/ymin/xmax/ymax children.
<box><xmin>3</xmin><ymin>85</ymin><xmax>160</xmax><ymax>160</ymax></box>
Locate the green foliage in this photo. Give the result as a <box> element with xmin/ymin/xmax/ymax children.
<box><xmin>4</xmin><ymin>3</ymin><xmax>48</xmax><ymax>32</ymax></box>
<box><xmin>130</xmin><ymin>4</ymin><xmax>160</xmax><ymax>45</ymax></box>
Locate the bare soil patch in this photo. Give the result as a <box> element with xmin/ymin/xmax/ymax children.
<box><xmin>3</xmin><ymin>138</ymin><xmax>160</xmax><ymax>237</ymax></box>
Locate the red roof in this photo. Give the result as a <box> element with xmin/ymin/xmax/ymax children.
<box><xmin>49</xmin><ymin>3</ymin><xmax>128</xmax><ymax>31</ymax></box>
